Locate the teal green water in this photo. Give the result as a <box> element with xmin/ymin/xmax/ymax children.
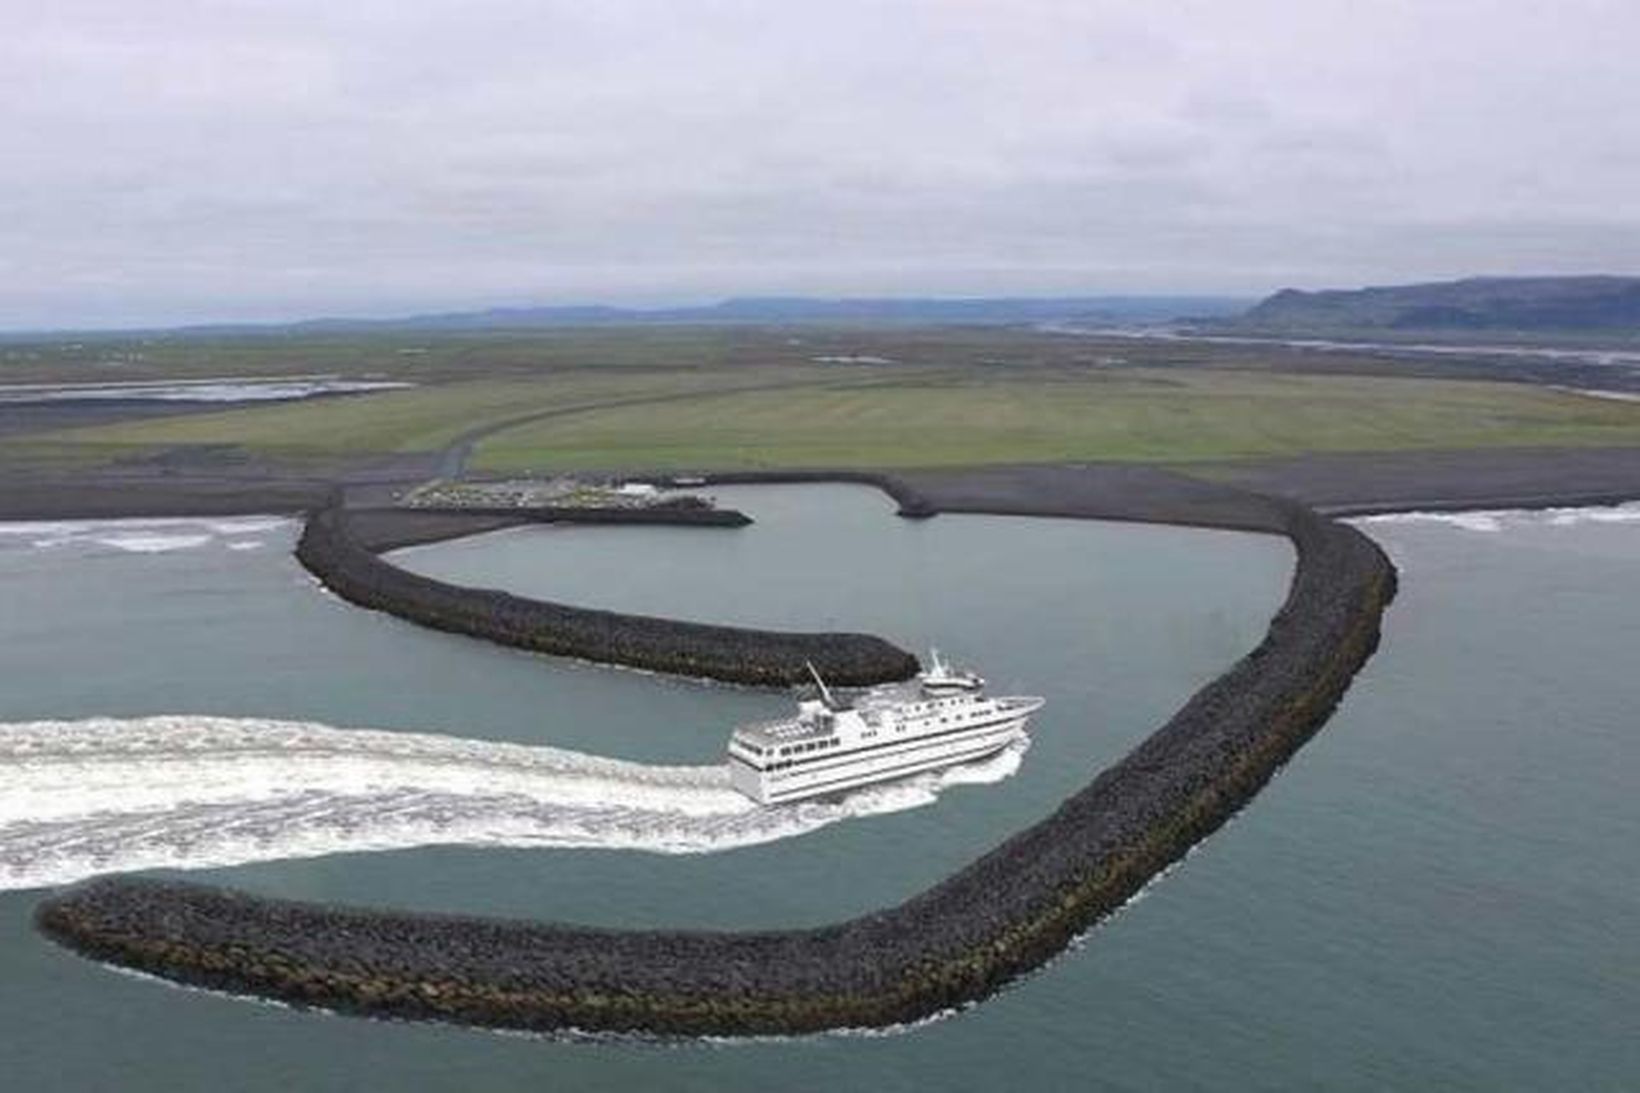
<box><xmin>0</xmin><ymin>489</ymin><xmax>1634</xmax><ymax>1089</ymax></box>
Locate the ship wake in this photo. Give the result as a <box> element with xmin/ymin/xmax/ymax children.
<box><xmin>0</xmin><ymin>716</ymin><xmax>1025</xmax><ymax>892</ymax></box>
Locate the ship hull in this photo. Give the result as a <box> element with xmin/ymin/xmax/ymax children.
<box><xmin>729</xmin><ymin>710</ymin><xmax>1031</xmax><ymax>805</ymax></box>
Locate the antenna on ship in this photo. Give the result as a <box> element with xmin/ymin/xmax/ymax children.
<box><xmin>804</xmin><ymin>660</ymin><xmax>839</xmax><ymax>710</ymax></box>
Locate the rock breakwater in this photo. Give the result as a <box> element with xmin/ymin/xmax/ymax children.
<box><xmin>295</xmin><ymin>504</ymin><xmax>919</xmax><ymax>687</ymax></box>
<box><xmin>37</xmin><ymin>486</ymin><xmax>1396</xmax><ymax>1038</ymax></box>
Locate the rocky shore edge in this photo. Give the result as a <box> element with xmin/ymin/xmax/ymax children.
<box><xmin>35</xmin><ymin>478</ymin><xmax>1398</xmax><ymax>1038</ymax></box>
<box><xmin>295</xmin><ymin>502</ymin><xmax>919</xmax><ymax>688</ymax></box>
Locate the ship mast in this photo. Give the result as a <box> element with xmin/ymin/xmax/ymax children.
<box><xmin>804</xmin><ymin>661</ymin><xmax>840</xmax><ymax>710</ymax></box>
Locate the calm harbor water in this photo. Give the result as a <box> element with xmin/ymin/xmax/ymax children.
<box><xmin>0</xmin><ymin>487</ymin><xmax>1634</xmax><ymax>1089</ymax></box>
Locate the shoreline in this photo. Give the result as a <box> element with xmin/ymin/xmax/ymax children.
<box><xmin>1315</xmin><ymin>490</ymin><xmax>1640</xmax><ymax>518</ymax></box>
<box><xmin>33</xmin><ymin>467</ymin><xmax>1400</xmax><ymax>1038</ymax></box>
<box><xmin>5</xmin><ymin>444</ymin><xmax>1640</xmax><ymax>526</ymax></box>
<box><xmin>12</xmin><ymin>452</ymin><xmax>1640</xmax><ymax>1038</ymax></box>
<box><xmin>6</xmin><ymin>490</ymin><xmax>1637</xmax><ymax>542</ymax></box>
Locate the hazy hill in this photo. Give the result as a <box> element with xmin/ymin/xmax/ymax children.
<box><xmin>275</xmin><ymin>295</ymin><xmax>1246</xmax><ymax>333</ymax></box>
<box><xmin>0</xmin><ymin>295</ymin><xmax>1249</xmax><ymax>340</ymax></box>
<box><xmin>1232</xmin><ymin>276</ymin><xmax>1640</xmax><ymax>335</ymax></box>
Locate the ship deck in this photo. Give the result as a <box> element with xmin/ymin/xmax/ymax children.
<box><xmin>732</xmin><ymin>715</ymin><xmax>833</xmax><ymax>747</ymax></box>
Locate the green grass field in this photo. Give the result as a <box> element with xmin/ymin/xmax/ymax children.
<box><xmin>0</xmin><ymin>326</ymin><xmax>953</xmax><ymax>384</ymax></box>
<box><xmin>1</xmin><ymin>367</ymin><xmax>842</xmax><ymax>464</ymax></box>
<box><xmin>6</xmin><ymin>327</ymin><xmax>1640</xmax><ymax>475</ymax></box>
<box><xmin>470</xmin><ymin>370</ymin><xmax>1640</xmax><ymax>472</ymax></box>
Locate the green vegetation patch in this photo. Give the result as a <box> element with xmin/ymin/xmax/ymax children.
<box><xmin>2</xmin><ymin>368</ymin><xmax>836</xmax><ymax>465</ymax></box>
<box><xmin>470</xmin><ymin>370</ymin><xmax>1640</xmax><ymax>472</ymax></box>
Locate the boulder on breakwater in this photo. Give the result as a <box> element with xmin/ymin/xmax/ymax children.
<box><xmin>295</xmin><ymin>503</ymin><xmax>919</xmax><ymax>688</ymax></box>
<box><xmin>37</xmin><ymin>490</ymin><xmax>1397</xmax><ymax>1038</ymax></box>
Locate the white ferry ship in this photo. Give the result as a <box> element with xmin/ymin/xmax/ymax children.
<box><xmin>727</xmin><ymin>655</ymin><xmax>1044</xmax><ymax>805</ymax></box>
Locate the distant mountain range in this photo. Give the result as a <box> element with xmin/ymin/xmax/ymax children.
<box><xmin>1226</xmin><ymin>276</ymin><xmax>1640</xmax><ymax>336</ymax></box>
<box><xmin>0</xmin><ymin>296</ymin><xmax>1246</xmax><ymax>340</ymax></box>
<box><xmin>242</xmin><ymin>279</ymin><xmax>1640</xmax><ymax>337</ymax></box>
<box><xmin>20</xmin><ymin>280</ymin><xmax>1640</xmax><ymax>341</ymax></box>
<box><xmin>246</xmin><ymin>294</ymin><xmax>1248</xmax><ymax>334</ymax></box>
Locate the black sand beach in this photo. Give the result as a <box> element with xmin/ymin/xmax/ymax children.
<box><xmin>5</xmin><ymin>442</ymin><xmax>1640</xmax><ymax>525</ymax></box>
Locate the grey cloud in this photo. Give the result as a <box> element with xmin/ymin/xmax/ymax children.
<box><xmin>2</xmin><ymin>0</ymin><xmax>1638</xmax><ymax>327</ymax></box>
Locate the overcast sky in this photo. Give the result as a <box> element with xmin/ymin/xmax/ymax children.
<box><xmin>4</xmin><ymin>0</ymin><xmax>1638</xmax><ymax>328</ymax></box>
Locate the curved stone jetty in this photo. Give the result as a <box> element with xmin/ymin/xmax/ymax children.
<box><xmin>695</xmin><ymin>469</ymin><xmax>940</xmax><ymax>518</ymax></box>
<box><xmin>295</xmin><ymin>503</ymin><xmax>920</xmax><ymax>687</ymax></box>
<box><xmin>340</xmin><ymin>504</ymin><xmax>751</xmax><ymax>553</ymax></box>
<box><xmin>36</xmin><ymin>475</ymin><xmax>1397</xmax><ymax>1038</ymax></box>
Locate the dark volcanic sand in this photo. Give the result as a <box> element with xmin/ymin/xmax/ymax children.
<box><xmin>0</xmin><ymin>456</ymin><xmax>436</xmax><ymax>522</ymax></box>
<box><xmin>1191</xmin><ymin>446</ymin><xmax>1640</xmax><ymax>515</ymax></box>
<box><xmin>5</xmin><ymin>445</ymin><xmax>1639</xmax><ymax>526</ymax></box>
<box><xmin>0</xmin><ymin>475</ymin><xmax>334</xmax><ymax>521</ymax></box>
<box><xmin>898</xmin><ymin>463</ymin><xmax>1291</xmax><ymax>530</ymax></box>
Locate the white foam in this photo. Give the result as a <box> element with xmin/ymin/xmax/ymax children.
<box><xmin>204</xmin><ymin>517</ymin><xmax>291</xmax><ymax>535</ymax></box>
<box><xmin>95</xmin><ymin>533</ymin><xmax>216</xmax><ymax>553</ymax></box>
<box><xmin>1353</xmin><ymin>501</ymin><xmax>1640</xmax><ymax>533</ymax></box>
<box><xmin>0</xmin><ymin>716</ymin><xmax>1027</xmax><ymax>891</ymax></box>
<box><xmin>0</xmin><ymin>516</ymin><xmax>294</xmax><ymax>555</ymax></box>
<box><xmin>1545</xmin><ymin>505</ymin><xmax>1640</xmax><ymax>525</ymax></box>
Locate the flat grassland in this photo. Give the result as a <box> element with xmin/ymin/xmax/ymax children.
<box><xmin>4</xmin><ymin>374</ymin><xmax>796</xmax><ymax>457</ymax></box>
<box><xmin>4</xmin><ymin>328</ymin><xmax>1640</xmax><ymax>474</ymax></box>
<box><xmin>470</xmin><ymin>369</ymin><xmax>1640</xmax><ymax>472</ymax></box>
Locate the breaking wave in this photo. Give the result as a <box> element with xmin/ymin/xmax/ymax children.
<box><xmin>0</xmin><ymin>516</ymin><xmax>291</xmax><ymax>554</ymax></box>
<box><xmin>1352</xmin><ymin>501</ymin><xmax>1640</xmax><ymax>533</ymax></box>
<box><xmin>0</xmin><ymin>716</ymin><xmax>1025</xmax><ymax>892</ymax></box>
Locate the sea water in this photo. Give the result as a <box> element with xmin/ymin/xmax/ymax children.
<box><xmin>0</xmin><ymin>486</ymin><xmax>1632</xmax><ymax>1089</ymax></box>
